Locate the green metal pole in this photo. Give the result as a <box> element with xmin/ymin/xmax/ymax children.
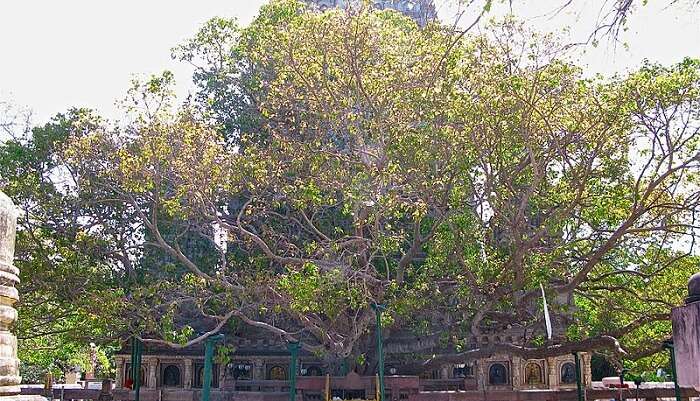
<box><xmin>130</xmin><ymin>338</ymin><xmax>136</xmax><ymax>386</ymax></box>
<box><xmin>203</xmin><ymin>334</ymin><xmax>225</xmax><ymax>401</ymax></box>
<box><xmin>663</xmin><ymin>341</ymin><xmax>682</xmax><ymax>401</ymax></box>
<box><xmin>340</xmin><ymin>359</ymin><xmax>348</xmax><ymax>376</ymax></box>
<box><xmin>372</xmin><ymin>304</ymin><xmax>386</xmax><ymax>401</ymax></box>
<box><xmin>573</xmin><ymin>352</ymin><xmax>584</xmax><ymax>401</ymax></box>
<box><xmin>133</xmin><ymin>338</ymin><xmax>142</xmax><ymax>401</ymax></box>
<box><xmin>288</xmin><ymin>341</ymin><xmax>301</xmax><ymax>401</ymax></box>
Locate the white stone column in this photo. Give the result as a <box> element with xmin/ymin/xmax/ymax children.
<box><xmin>546</xmin><ymin>357</ymin><xmax>557</xmax><ymax>389</ymax></box>
<box><xmin>184</xmin><ymin>359</ymin><xmax>193</xmax><ymax>388</ymax></box>
<box><xmin>581</xmin><ymin>353</ymin><xmax>592</xmax><ymax>387</ymax></box>
<box><xmin>147</xmin><ymin>358</ymin><xmax>158</xmax><ymax>388</ymax></box>
<box><xmin>672</xmin><ymin>273</ymin><xmax>700</xmax><ymax>391</ymax></box>
<box><xmin>0</xmin><ymin>193</ymin><xmax>21</xmax><ymax>397</ymax></box>
<box><xmin>511</xmin><ymin>357</ymin><xmax>522</xmax><ymax>390</ymax></box>
<box><xmin>0</xmin><ymin>192</ymin><xmax>45</xmax><ymax>401</ymax></box>
<box><xmin>218</xmin><ymin>363</ymin><xmax>225</xmax><ymax>388</ymax></box>
<box><xmin>115</xmin><ymin>357</ymin><xmax>125</xmax><ymax>388</ymax></box>
<box><xmin>254</xmin><ymin>359</ymin><xmax>264</xmax><ymax>380</ymax></box>
<box><xmin>476</xmin><ymin>360</ymin><xmax>485</xmax><ymax>390</ymax></box>
<box><xmin>440</xmin><ymin>365</ymin><xmax>449</xmax><ymax>379</ymax></box>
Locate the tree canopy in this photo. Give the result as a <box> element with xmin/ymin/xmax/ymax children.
<box><xmin>3</xmin><ymin>0</ymin><xmax>699</xmax><ymax>378</ymax></box>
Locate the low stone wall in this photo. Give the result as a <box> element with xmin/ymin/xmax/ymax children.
<box><xmin>411</xmin><ymin>390</ymin><xmax>579</xmax><ymax>401</ymax></box>
<box><xmin>22</xmin><ymin>385</ymin><xmax>699</xmax><ymax>401</ymax></box>
<box><xmin>112</xmin><ymin>389</ymin><xmax>290</xmax><ymax>401</ymax></box>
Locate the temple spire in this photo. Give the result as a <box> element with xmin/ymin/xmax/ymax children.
<box><xmin>303</xmin><ymin>0</ymin><xmax>437</xmax><ymax>26</ymax></box>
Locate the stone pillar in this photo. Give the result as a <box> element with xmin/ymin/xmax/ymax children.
<box><xmin>86</xmin><ymin>344</ymin><xmax>97</xmax><ymax>379</ymax></box>
<box><xmin>511</xmin><ymin>357</ymin><xmax>522</xmax><ymax>390</ymax></box>
<box><xmin>253</xmin><ymin>359</ymin><xmax>264</xmax><ymax>380</ymax></box>
<box><xmin>672</xmin><ymin>272</ymin><xmax>700</xmax><ymax>391</ymax></box>
<box><xmin>221</xmin><ymin>364</ymin><xmax>235</xmax><ymax>390</ymax></box>
<box><xmin>114</xmin><ymin>358</ymin><xmax>125</xmax><ymax>388</ymax></box>
<box><xmin>0</xmin><ymin>192</ymin><xmax>45</xmax><ymax>401</ymax></box>
<box><xmin>581</xmin><ymin>353</ymin><xmax>592</xmax><ymax>388</ymax></box>
<box><xmin>97</xmin><ymin>379</ymin><xmax>114</xmax><ymax>401</ymax></box>
<box><xmin>475</xmin><ymin>360</ymin><xmax>485</xmax><ymax>390</ymax></box>
<box><xmin>218</xmin><ymin>364</ymin><xmax>225</xmax><ymax>388</ymax></box>
<box><xmin>440</xmin><ymin>365</ymin><xmax>449</xmax><ymax>379</ymax></box>
<box><xmin>146</xmin><ymin>358</ymin><xmax>158</xmax><ymax>388</ymax></box>
<box><xmin>0</xmin><ymin>193</ymin><xmax>21</xmax><ymax>396</ymax></box>
<box><xmin>546</xmin><ymin>357</ymin><xmax>557</xmax><ymax>389</ymax></box>
<box><xmin>184</xmin><ymin>359</ymin><xmax>192</xmax><ymax>389</ymax></box>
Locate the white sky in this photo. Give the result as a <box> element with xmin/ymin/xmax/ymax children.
<box><xmin>0</xmin><ymin>0</ymin><xmax>698</xmax><ymax>125</ymax></box>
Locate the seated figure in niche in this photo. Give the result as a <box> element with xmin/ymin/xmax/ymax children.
<box><xmin>489</xmin><ymin>364</ymin><xmax>508</xmax><ymax>385</ymax></box>
<box><xmin>525</xmin><ymin>363</ymin><xmax>543</xmax><ymax>385</ymax></box>
<box><xmin>163</xmin><ymin>365</ymin><xmax>181</xmax><ymax>387</ymax></box>
<box><xmin>269</xmin><ymin>366</ymin><xmax>286</xmax><ymax>380</ymax></box>
<box><xmin>561</xmin><ymin>363</ymin><xmax>577</xmax><ymax>384</ymax></box>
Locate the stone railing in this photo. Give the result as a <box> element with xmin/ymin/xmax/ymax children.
<box><xmin>20</xmin><ymin>382</ymin><xmax>699</xmax><ymax>401</ymax></box>
<box><xmin>413</xmin><ymin>388</ymin><xmax>699</xmax><ymax>401</ymax></box>
<box><xmin>419</xmin><ymin>378</ymin><xmax>473</xmax><ymax>392</ymax></box>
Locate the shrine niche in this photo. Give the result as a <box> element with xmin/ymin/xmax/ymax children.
<box><xmin>268</xmin><ymin>365</ymin><xmax>287</xmax><ymax>380</ymax></box>
<box><xmin>304</xmin><ymin>366</ymin><xmax>323</xmax><ymax>376</ymax></box>
<box><xmin>124</xmin><ymin>364</ymin><xmax>145</xmax><ymax>387</ymax></box>
<box><xmin>162</xmin><ymin>365</ymin><xmax>182</xmax><ymax>387</ymax></box>
<box><xmin>194</xmin><ymin>363</ymin><xmax>220</xmax><ymax>388</ymax></box>
<box><xmin>453</xmin><ymin>364</ymin><xmax>473</xmax><ymax>378</ymax></box>
<box><xmin>524</xmin><ymin>362</ymin><xmax>543</xmax><ymax>385</ymax></box>
<box><xmin>488</xmin><ymin>363</ymin><xmax>509</xmax><ymax>385</ymax></box>
<box><xmin>560</xmin><ymin>362</ymin><xmax>577</xmax><ymax>384</ymax></box>
<box><xmin>228</xmin><ymin>362</ymin><xmax>251</xmax><ymax>380</ymax></box>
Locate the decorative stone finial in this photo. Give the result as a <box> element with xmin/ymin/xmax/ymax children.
<box><xmin>0</xmin><ymin>191</ymin><xmax>44</xmax><ymax>401</ymax></box>
<box><xmin>687</xmin><ymin>272</ymin><xmax>700</xmax><ymax>305</ymax></box>
<box><xmin>0</xmin><ymin>192</ymin><xmax>20</xmax><ymax>396</ymax></box>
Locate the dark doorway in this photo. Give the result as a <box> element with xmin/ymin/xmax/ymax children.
<box><xmin>488</xmin><ymin>363</ymin><xmax>508</xmax><ymax>385</ymax></box>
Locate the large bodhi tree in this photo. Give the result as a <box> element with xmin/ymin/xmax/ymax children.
<box><xmin>62</xmin><ymin>0</ymin><xmax>699</xmax><ymax>373</ymax></box>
